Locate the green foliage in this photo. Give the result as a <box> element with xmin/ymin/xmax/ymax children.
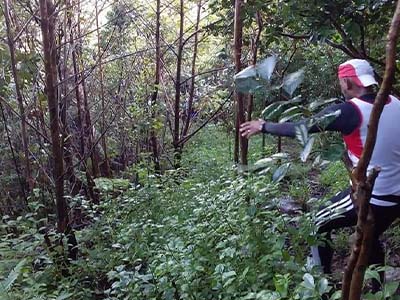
<box><xmin>364</xmin><ymin>266</ymin><xmax>400</xmax><ymax>300</ymax></box>
<box><xmin>0</xmin><ymin>127</ymin><xmax>334</xmax><ymax>300</ymax></box>
<box><xmin>0</xmin><ymin>259</ymin><xmax>27</xmax><ymax>295</ymax></box>
<box><xmin>319</xmin><ymin>161</ymin><xmax>349</xmax><ymax>197</ymax></box>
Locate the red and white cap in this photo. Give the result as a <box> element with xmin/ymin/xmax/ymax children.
<box><xmin>338</xmin><ymin>59</ymin><xmax>378</xmax><ymax>87</ymax></box>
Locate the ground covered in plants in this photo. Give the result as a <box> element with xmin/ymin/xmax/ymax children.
<box><xmin>1</xmin><ymin>126</ymin><xmax>400</xmax><ymax>300</ymax></box>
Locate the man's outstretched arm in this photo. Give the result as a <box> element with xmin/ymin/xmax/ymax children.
<box><xmin>240</xmin><ymin>102</ymin><xmax>361</xmax><ymax>139</ymax></box>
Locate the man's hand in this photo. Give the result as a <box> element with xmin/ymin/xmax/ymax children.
<box><xmin>240</xmin><ymin>119</ymin><xmax>265</xmax><ymax>139</ymax></box>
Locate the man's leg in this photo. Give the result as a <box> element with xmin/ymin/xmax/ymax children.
<box><xmin>312</xmin><ymin>188</ymin><xmax>357</xmax><ymax>273</ymax></box>
<box><xmin>367</xmin><ymin>203</ymin><xmax>400</xmax><ymax>291</ymax></box>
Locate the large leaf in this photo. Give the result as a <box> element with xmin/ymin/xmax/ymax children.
<box><xmin>311</xmin><ymin>109</ymin><xmax>341</xmax><ymax>130</ymax></box>
<box><xmin>0</xmin><ymin>259</ymin><xmax>27</xmax><ymax>292</ymax></box>
<box><xmin>282</xmin><ymin>69</ymin><xmax>304</xmax><ymax>97</ymax></box>
<box><xmin>251</xmin><ymin>153</ymin><xmax>288</xmax><ymax>173</ymax></box>
<box><xmin>300</xmin><ymin>137</ymin><xmax>315</xmax><ymax>162</ymax></box>
<box><xmin>234</xmin><ymin>66</ymin><xmax>262</xmax><ymax>93</ymax></box>
<box><xmin>272</xmin><ymin>163</ymin><xmax>291</xmax><ymax>182</ymax></box>
<box><xmin>253</xmin><ymin>157</ymin><xmax>274</xmax><ymax>170</ymax></box>
<box><xmin>384</xmin><ymin>281</ymin><xmax>399</xmax><ymax>298</ymax></box>
<box><xmin>279</xmin><ymin>112</ymin><xmax>304</xmax><ymax>123</ymax></box>
<box><xmin>278</xmin><ymin>106</ymin><xmax>304</xmax><ymax>123</ymax></box>
<box><xmin>308</xmin><ymin>97</ymin><xmax>339</xmax><ymax>111</ymax></box>
<box><xmin>295</xmin><ymin>123</ymin><xmax>309</xmax><ymax>146</ymax></box>
<box><xmin>279</xmin><ymin>105</ymin><xmax>303</xmax><ymax>117</ymax></box>
<box><xmin>302</xmin><ymin>273</ymin><xmax>315</xmax><ymax>289</ymax></box>
<box><xmin>257</xmin><ymin>55</ymin><xmax>277</xmax><ymax>80</ymax></box>
<box><xmin>270</xmin><ymin>152</ymin><xmax>289</xmax><ymax>160</ymax></box>
<box><xmin>56</xmin><ymin>293</ymin><xmax>75</xmax><ymax>300</ymax></box>
<box><xmin>261</xmin><ymin>102</ymin><xmax>282</xmax><ymax>118</ymax></box>
<box><xmin>317</xmin><ymin>278</ymin><xmax>329</xmax><ymax>295</ymax></box>
<box><xmin>262</xmin><ymin>96</ymin><xmax>303</xmax><ymax>120</ymax></box>
<box><xmin>233</xmin><ymin>56</ymin><xmax>277</xmax><ymax>94</ymax></box>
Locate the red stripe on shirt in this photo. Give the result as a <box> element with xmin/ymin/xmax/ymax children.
<box><xmin>342</xmin><ymin>101</ymin><xmax>363</xmax><ymax>158</ymax></box>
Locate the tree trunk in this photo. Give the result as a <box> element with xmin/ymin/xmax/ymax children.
<box><xmin>39</xmin><ymin>0</ymin><xmax>68</xmax><ymax>234</ymax></box>
<box><xmin>59</xmin><ymin>8</ymin><xmax>83</xmax><ymax>197</ymax></box>
<box><xmin>341</xmin><ymin>2</ymin><xmax>400</xmax><ymax>299</ymax></box>
<box><xmin>149</xmin><ymin>0</ymin><xmax>161</xmax><ymax>174</ymax></box>
<box><xmin>95</xmin><ymin>0</ymin><xmax>112</xmax><ymax>178</ymax></box>
<box><xmin>247</xmin><ymin>12</ymin><xmax>262</xmax><ymax>122</ymax></box>
<box><xmin>0</xmin><ymin>101</ymin><xmax>28</xmax><ymax>204</ymax></box>
<box><xmin>173</xmin><ymin>0</ymin><xmax>184</xmax><ymax>168</ymax></box>
<box><xmin>76</xmin><ymin>0</ymin><xmax>100</xmax><ymax>179</ymax></box>
<box><xmin>182</xmin><ymin>0</ymin><xmax>202</xmax><ymax>138</ymax></box>
<box><xmin>3</xmin><ymin>0</ymin><xmax>33</xmax><ymax>190</ymax></box>
<box><xmin>68</xmin><ymin>0</ymin><xmax>99</xmax><ymax>204</ymax></box>
<box><xmin>233</xmin><ymin>0</ymin><xmax>248</xmax><ymax>166</ymax></box>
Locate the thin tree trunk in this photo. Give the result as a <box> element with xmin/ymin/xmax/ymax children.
<box><xmin>69</xmin><ymin>7</ymin><xmax>85</xmax><ymax>160</ymax></box>
<box><xmin>182</xmin><ymin>0</ymin><xmax>201</xmax><ymax>138</ymax></box>
<box><xmin>59</xmin><ymin>8</ymin><xmax>83</xmax><ymax>196</ymax></box>
<box><xmin>0</xmin><ymin>102</ymin><xmax>28</xmax><ymax>204</ymax></box>
<box><xmin>95</xmin><ymin>0</ymin><xmax>112</xmax><ymax>178</ymax></box>
<box><xmin>341</xmin><ymin>2</ymin><xmax>400</xmax><ymax>299</ymax></box>
<box><xmin>233</xmin><ymin>0</ymin><xmax>248</xmax><ymax>166</ymax></box>
<box><xmin>40</xmin><ymin>0</ymin><xmax>78</xmax><ymax>263</ymax></box>
<box><xmin>76</xmin><ymin>0</ymin><xmax>100</xmax><ymax>178</ymax></box>
<box><xmin>67</xmin><ymin>0</ymin><xmax>98</xmax><ymax>203</ymax></box>
<box><xmin>3</xmin><ymin>0</ymin><xmax>33</xmax><ymax>190</ymax></box>
<box><xmin>149</xmin><ymin>0</ymin><xmax>161</xmax><ymax>174</ymax></box>
<box><xmin>39</xmin><ymin>0</ymin><xmax>67</xmax><ymax>233</ymax></box>
<box><xmin>247</xmin><ymin>12</ymin><xmax>262</xmax><ymax>122</ymax></box>
<box><xmin>173</xmin><ymin>0</ymin><xmax>184</xmax><ymax>168</ymax></box>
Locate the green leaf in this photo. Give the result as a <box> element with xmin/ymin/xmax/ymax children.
<box><xmin>302</xmin><ymin>273</ymin><xmax>315</xmax><ymax>289</ymax></box>
<box><xmin>274</xmin><ymin>274</ymin><xmax>290</xmax><ymax>298</ymax></box>
<box><xmin>257</xmin><ymin>56</ymin><xmax>277</xmax><ymax>80</ymax></box>
<box><xmin>321</xmin><ymin>143</ymin><xmax>344</xmax><ymax>161</ymax></box>
<box><xmin>0</xmin><ymin>258</ymin><xmax>27</xmax><ymax>292</ymax></box>
<box><xmin>311</xmin><ymin>110</ymin><xmax>341</xmax><ymax>130</ymax></box>
<box><xmin>222</xmin><ymin>270</ymin><xmax>236</xmax><ymax>281</ymax></box>
<box><xmin>279</xmin><ymin>112</ymin><xmax>303</xmax><ymax>123</ymax></box>
<box><xmin>365</xmin><ymin>268</ymin><xmax>382</xmax><ymax>284</ymax></box>
<box><xmin>271</xmin><ymin>152</ymin><xmax>289</xmax><ymax>160</ymax></box>
<box><xmin>282</xmin><ymin>69</ymin><xmax>304</xmax><ymax>97</ymax></box>
<box><xmin>262</xmin><ymin>103</ymin><xmax>286</xmax><ymax>120</ymax></box>
<box><xmin>300</xmin><ymin>137</ymin><xmax>315</xmax><ymax>162</ymax></box>
<box><xmin>309</xmin><ymin>98</ymin><xmax>339</xmax><ymax>111</ymax></box>
<box><xmin>384</xmin><ymin>281</ymin><xmax>399</xmax><ymax>298</ymax></box>
<box><xmin>329</xmin><ymin>290</ymin><xmax>341</xmax><ymax>300</ymax></box>
<box><xmin>295</xmin><ymin>123</ymin><xmax>308</xmax><ymax>146</ymax></box>
<box><xmin>56</xmin><ymin>292</ymin><xmax>74</xmax><ymax>300</ymax></box>
<box><xmin>253</xmin><ymin>157</ymin><xmax>274</xmax><ymax>169</ymax></box>
<box><xmin>317</xmin><ymin>278</ymin><xmax>329</xmax><ymax>295</ymax></box>
<box><xmin>262</xmin><ymin>96</ymin><xmax>303</xmax><ymax>120</ymax></box>
<box><xmin>234</xmin><ymin>66</ymin><xmax>263</xmax><ymax>94</ymax></box>
<box><xmin>272</xmin><ymin>163</ymin><xmax>291</xmax><ymax>182</ymax></box>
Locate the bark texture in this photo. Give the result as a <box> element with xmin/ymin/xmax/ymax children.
<box><xmin>233</xmin><ymin>0</ymin><xmax>248</xmax><ymax>165</ymax></box>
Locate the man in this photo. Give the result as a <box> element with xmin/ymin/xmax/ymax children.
<box><xmin>240</xmin><ymin>59</ymin><xmax>400</xmax><ymax>286</ymax></box>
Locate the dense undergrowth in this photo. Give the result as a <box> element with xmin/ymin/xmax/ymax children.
<box><xmin>1</xmin><ymin>126</ymin><xmax>399</xmax><ymax>300</ymax></box>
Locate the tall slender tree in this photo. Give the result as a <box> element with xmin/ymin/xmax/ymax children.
<box><xmin>96</xmin><ymin>0</ymin><xmax>112</xmax><ymax>178</ymax></box>
<box><xmin>233</xmin><ymin>0</ymin><xmax>248</xmax><ymax>165</ymax></box>
<box><xmin>39</xmin><ymin>0</ymin><xmax>67</xmax><ymax>234</ymax></box>
<box><xmin>172</xmin><ymin>0</ymin><xmax>184</xmax><ymax>168</ymax></box>
<box><xmin>3</xmin><ymin>0</ymin><xmax>33</xmax><ymax>190</ymax></box>
<box><xmin>149</xmin><ymin>0</ymin><xmax>161</xmax><ymax>173</ymax></box>
<box><xmin>182</xmin><ymin>0</ymin><xmax>202</xmax><ymax>139</ymax></box>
